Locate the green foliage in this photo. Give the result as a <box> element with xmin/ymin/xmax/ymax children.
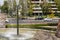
<box><xmin>28</xmin><ymin>0</ymin><xmax>34</xmax><ymax>17</ymax></box>
<box><xmin>47</xmin><ymin>11</ymin><xmax>55</xmax><ymax>18</ymax></box>
<box><xmin>57</xmin><ymin>5</ymin><xmax>60</xmax><ymax>11</ymax></box>
<box><xmin>13</xmin><ymin>0</ymin><xmax>16</xmax><ymax>11</ymax></box>
<box><xmin>55</xmin><ymin>13</ymin><xmax>60</xmax><ymax>17</ymax></box>
<box><xmin>40</xmin><ymin>0</ymin><xmax>50</xmax><ymax>15</ymax></box>
<box><xmin>6</xmin><ymin>23</ymin><xmax>57</xmax><ymax>28</ymax></box>
<box><xmin>54</xmin><ymin>0</ymin><xmax>60</xmax><ymax>11</ymax></box>
<box><xmin>54</xmin><ymin>0</ymin><xmax>60</xmax><ymax>5</ymax></box>
<box><xmin>0</xmin><ymin>6</ymin><xmax>1</xmax><ymax>9</ymax></box>
<box><xmin>19</xmin><ymin>0</ymin><xmax>27</xmax><ymax>16</ymax></box>
<box><xmin>6</xmin><ymin>23</ymin><xmax>57</xmax><ymax>31</ymax></box>
<box><xmin>1</xmin><ymin>1</ymin><xmax>8</xmax><ymax>13</ymax></box>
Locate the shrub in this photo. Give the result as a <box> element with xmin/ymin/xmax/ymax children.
<box><xmin>48</xmin><ymin>23</ymin><xmax>58</xmax><ymax>26</ymax></box>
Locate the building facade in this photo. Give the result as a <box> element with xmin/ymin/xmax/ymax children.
<box><xmin>30</xmin><ymin>0</ymin><xmax>60</xmax><ymax>16</ymax></box>
<box><xmin>5</xmin><ymin>0</ymin><xmax>60</xmax><ymax>16</ymax></box>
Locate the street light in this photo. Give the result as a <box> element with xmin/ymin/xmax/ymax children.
<box><xmin>16</xmin><ymin>0</ymin><xmax>19</xmax><ymax>35</ymax></box>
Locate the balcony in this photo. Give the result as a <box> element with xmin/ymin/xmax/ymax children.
<box><xmin>51</xmin><ymin>5</ymin><xmax>56</xmax><ymax>6</ymax></box>
<box><xmin>47</xmin><ymin>1</ymin><xmax>55</xmax><ymax>3</ymax></box>
<box><xmin>33</xmin><ymin>11</ymin><xmax>60</xmax><ymax>13</ymax></box>
<box><xmin>33</xmin><ymin>7</ymin><xmax>41</xmax><ymax>9</ymax></box>
<box><xmin>49</xmin><ymin>8</ymin><xmax>58</xmax><ymax>10</ymax></box>
<box><xmin>31</xmin><ymin>1</ymin><xmax>55</xmax><ymax>4</ymax></box>
<box><xmin>57</xmin><ymin>11</ymin><xmax>60</xmax><ymax>13</ymax></box>
<box><xmin>33</xmin><ymin>11</ymin><xmax>42</xmax><ymax>13</ymax></box>
<box><xmin>31</xmin><ymin>1</ymin><xmax>42</xmax><ymax>3</ymax></box>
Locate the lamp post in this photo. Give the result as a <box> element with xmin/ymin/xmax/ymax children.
<box><xmin>17</xmin><ymin>5</ymin><xmax>19</xmax><ymax>35</ymax></box>
<box><xmin>16</xmin><ymin>0</ymin><xmax>19</xmax><ymax>36</ymax></box>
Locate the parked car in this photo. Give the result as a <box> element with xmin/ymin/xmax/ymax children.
<box><xmin>5</xmin><ymin>19</ymin><xmax>9</xmax><ymax>23</ymax></box>
<box><xmin>35</xmin><ymin>17</ymin><xmax>44</xmax><ymax>20</ymax></box>
<box><xmin>27</xmin><ymin>17</ymin><xmax>35</xmax><ymax>20</ymax></box>
<box><xmin>52</xmin><ymin>18</ymin><xmax>60</xmax><ymax>22</ymax></box>
<box><xmin>20</xmin><ymin>17</ymin><xmax>27</xmax><ymax>20</ymax></box>
<box><xmin>44</xmin><ymin>18</ymin><xmax>52</xmax><ymax>21</ymax></box>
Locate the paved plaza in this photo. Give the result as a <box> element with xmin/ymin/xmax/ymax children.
<box><xmin>0</xmin><ymin>28</ymin><xmax>60</xmax><ymax>40</ymax></box>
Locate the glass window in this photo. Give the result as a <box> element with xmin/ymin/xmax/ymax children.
<box><xmin>33</xmin><ymin>9</ymin><xmax>41</xmax><ymax>11</ymax></box>
<box><xmin>32</xmin><ymin>0</ymin><xmax>39</xmax><ymax>1</ymax></box>
<box><xmin>49</xmin><ymin>0</ymin><xmax>51</xmax><ymax>1</ymax></box>
<box><xmin>49</xmin><ymin>0</ymin><xmax>54</xmax><ymax>1</ymax></box>
<box><xmin>52</xmin><ymin>0</ymin><xmax>54</xmax><ymax>1</ymax></box>
<box><xmin>41</xmin><ymin>0</ymin><xmax>43</xmax><ymax>1</ymax></box>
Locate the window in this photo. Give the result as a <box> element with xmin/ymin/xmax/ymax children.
<box><xmin>49</xmin><ymin>0</ymin><xmax>51</xmax><ymax>1</ymax></box>
<box><xmin>50</xmin><ymin>6</ymin><xmax>56</xmax><ymax>8</ymax></box>
<box><xmin>32</xmin><ymin>0</ymin><xmax>39</xmax><ymax>1</ymax></box>
<box><xmin>33</xmin><ymin>9</ymin><xmax>41</xmax><ymax>11</ymax></box>
<box><xmin>41</xmin><ymin>0</ymin><xmax>43</xmax><ymax>1</ymax></box>
<box><xmin>49</xmin><ymin>0</ymin><xmax>54</xmax><ymax>1</ymax></box>
<box><xmin>52</xmin><ymin>0</ymin><xmax>54</xmax><ymax>1</ymax></box>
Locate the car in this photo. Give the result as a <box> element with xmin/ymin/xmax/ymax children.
<box><xmin>27</xmin><ymin>17</ymin><xmax>35</xmax><ymax>20</ymax></box>
<box><xmin>35</xmin><ymin>17</ymin><xmax>44</xmax><ymax>20</ymax></box>
<box><xmin>44</xmin><ymin>18</ymin><xmax>52</xmax><ymax>21</ymax></box>
<box><xmin>52</xmin><ymin>18</ymin><xmax>60</xmax><ymax>22</ymax></box>
<box><xmin>20</xmin><ymin>17</ymin><xmax>27</xmax><ymax>20</ymax></box>
<box><xmin>5</xmin><ymin>19</ymin><xmax>9</xmax><ymax>23</ymax></box>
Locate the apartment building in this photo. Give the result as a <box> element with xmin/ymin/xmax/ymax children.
<box><xmin>5</xmin><ymin>0</ymin><xmax>60</xmax><ymax>16</ymax></box>
<box><xmin>30</xmin><ymin>0</ymin><xmax>60</xmax><ymax>16</ymax></box>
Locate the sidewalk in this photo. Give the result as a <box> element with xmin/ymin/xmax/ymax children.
<box><xmin>0</xmin><ymin>28</ymin><xmax>60</xmax><ymax>40</ymax></box>
<box><xmin>42</xmin><ymin>26</ymin><xmax>57</xmax><ymax>28</ymax></box>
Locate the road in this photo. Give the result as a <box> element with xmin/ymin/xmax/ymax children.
<box><xmin>7</xmin><ymin>18</ymin><xmax>58</xmax><ymax>24</ymax></box>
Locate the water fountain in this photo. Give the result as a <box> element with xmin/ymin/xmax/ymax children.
<box><xmin>0</xmin><ymin>0</ymin><xmax>34</xmax><ymax>40</ymax></box>
<box><xmin>0</xmin><ymin>28</ymin><xmax>34</xmax><ymax>40</ymax></box>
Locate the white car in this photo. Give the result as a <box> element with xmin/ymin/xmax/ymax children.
<box><xmin>5</xmin><ymin>19</ymin><xmax>9</xmax><ymax>23</ymax></box>
<box><xmin>44</xmin><ymin>18</ymin><xmax>52</xmax><ymax>21</ymax></box>
<box><xmin>52</xmin><ymin>18</ymin><xmax>60</xmax><ymax>22</ymax></box>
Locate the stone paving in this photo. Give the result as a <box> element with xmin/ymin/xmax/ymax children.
<box><xmin>0</xmin><ymin>28</ymin><xmax>60</xmax><ymax>40</ymax></box>
<box><xmin>32</xmin><ymin>30</ymin><xmax>60</xmax><ymax>40</ymax></box>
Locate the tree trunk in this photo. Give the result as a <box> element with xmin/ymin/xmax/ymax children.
<box><xmin>55</xmin><ymin>19</ymin><xmax>60</xmax><ymax>38</ymax></box>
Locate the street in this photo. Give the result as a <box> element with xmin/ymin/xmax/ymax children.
<box><xmin>7</xmin><ymin>18</ymin><xmax>58</xmax><ymax>24</ymax></box>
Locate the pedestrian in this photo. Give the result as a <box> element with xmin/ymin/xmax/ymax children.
<box><xmin>55</xmin><ymin>19</ymin><xmax>60</xmax><ymax>38</ymax></box>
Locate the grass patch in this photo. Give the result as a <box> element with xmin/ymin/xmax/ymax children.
<box><xmin>5</xmin><ymin>23</ymin><xmax>57</xmax><ymax>31</ymax></box>
<box><xmin>6</xmin><ymin>23</ymin><xmax>57</xmax><ymax>28</ymax></box>
<box><xmin>6</xmin><ymin>24</ymin><xmax>48</xmax><ymax>28</ymax></box>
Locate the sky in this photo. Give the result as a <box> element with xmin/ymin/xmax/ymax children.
<box><xmin>0</xmin><ymin>0</ymin><xmax>19</xmax><ymax>6</ymax></box>
<box><xmin>0</xmin><ymin>0</ymin><xmax>4</xmax><ymax>6</ymax></box>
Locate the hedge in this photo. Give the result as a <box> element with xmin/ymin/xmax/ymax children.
<box><xmin>5</xmin><ymin>23</ymin><xmax>57</xmax><ymax>31</ymax></box>
<box><xmin>6</xmin><ymin>23</ymin><xmax>57</xmax><ymax>28</ymax></box>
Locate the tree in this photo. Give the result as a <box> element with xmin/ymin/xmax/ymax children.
<box><xmin>54</xmin><ymin>0</ymin><xmax>60</xmax><ymax>11</ymax></box>
<box><xmin>0</xmin><ymin>6</ymin><xmax>1</xmax><ymax>9</ymax></box>
<box><xmin>1</xmin><ymin>1</ymin><xmax>8</xmax><ymax>14</ymax></box>
<box><xmin>19</xmin><ymin>0</ymin><xmax>29</xmax><ymax>17</ymax></box>
<box><xmin>19</xmin><ymin>0</ymin><xmax>24</xmax><ymax>16</ymax></box>
<box><xmin>54</xmin><ymin>1</ymin><xmax>60</xmax><ymax>37</ymax></box>
<box><xmin>47</xmin><ymin>10</ymin><xmax>55</xmax><ymax>18</ymax></box>
<box><xmin>28</xmin><ymin>0</ymin><xmax>34</xmax><ymax>17</ymax></box>
<box><xmin>54</xmin><ymin>0</ymin><xmax>60</xmax><ymax>17</ymax></box>
<box><xmin>40</xmin><ymin>0</ymin><xmax>50</xmax><ymax>16</ymax></box>
<box><xmin>13</xmin><ymin>0</ymin><xmax>16</xmax><ymax>12</ymax></box>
